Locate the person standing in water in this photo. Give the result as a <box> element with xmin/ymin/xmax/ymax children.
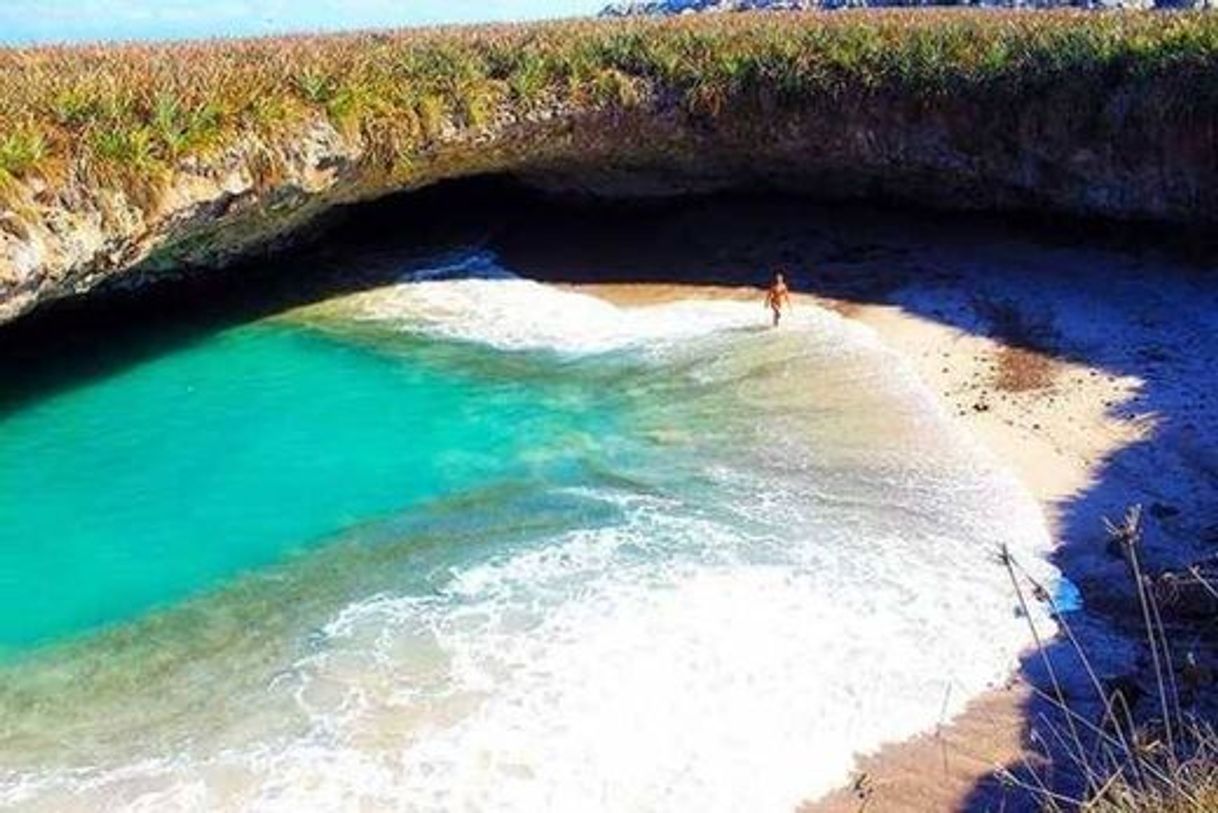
<box><xmin>764</xmin><ymin>271</ymin><xmax>792</xmax><ymax>327</ymax></box>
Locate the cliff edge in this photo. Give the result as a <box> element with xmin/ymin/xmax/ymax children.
<box><xmin>2</xmin><ymin>11</ymin><xmax>1216</xmax><ymax>324</ymax></box>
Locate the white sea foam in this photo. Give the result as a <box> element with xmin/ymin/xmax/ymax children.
<box><xmin>7</xmin><ymin>494</ymin><xmax>1048</xmax><ymax>812</ymax></box>
<box><xmin>0</xmin><ymin>265</ymin><xmax>1061</xmax><ymax>812</ymax></box>
<box><xmin>331</xmin><ymin>251</ymin><xmax>881</xmax><ymax>357</ymax></box>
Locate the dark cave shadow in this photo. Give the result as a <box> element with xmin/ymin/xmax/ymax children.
<box><xmin>0</xmin><ymin>177</ymin><xmax>524</xmax><ymax>415</ymax></box>
<box><xmin>477</xmin><ymin>183</ymin><xmax>1218</xmax><ymax>809</ymax></box>
<box><xmin>3</xmin><ymin>176</ymin><xmax>1218</xmax><ymax>809</ymax></box>
<box><xmin>479</xmin><ymin>186</ymin><xmax>1218</xmax><ymax>810</ymax></box>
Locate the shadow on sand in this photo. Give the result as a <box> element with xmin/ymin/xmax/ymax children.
<box><xmin>3</xmin><ymin>177</ymin><xmax>1216</xmax><ymax>810</ymax></box>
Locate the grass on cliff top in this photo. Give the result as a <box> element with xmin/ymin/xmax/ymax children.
<box><xmin>1</xmin><ymin>10</ymin><xmax>1218</xmax><ymax>208</ymax></box>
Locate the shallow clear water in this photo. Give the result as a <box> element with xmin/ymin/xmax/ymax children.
<box><xmin>0</xmin><ymin>324</ymin><xmax>622</xmax><ymax>653</ymax></box>
<box><xmin>0</xmin><ymin>256</ymin><xmax>1060</xmax><ymax>811</ymax></box>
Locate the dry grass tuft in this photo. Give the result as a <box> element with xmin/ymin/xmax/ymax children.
<box><xmin>1</xmin><ymin>10</ymin><xmax>1217</xmax><ymax>210</ymax></box>
<box><xmin>1001</xmin><ymin>507</ymin><xmax>1218</xmax><ymax>812</ymax></box>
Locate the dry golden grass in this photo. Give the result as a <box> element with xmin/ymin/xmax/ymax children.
<box><xmin>1003</xmin><ymin>508</ymin><xmax>1218</xmax><ymax>813</ymax></box>
<box><xmin>1</xmin><ymin>10</ymin><xmax>1217</xmax><ymax>209</ymax></box>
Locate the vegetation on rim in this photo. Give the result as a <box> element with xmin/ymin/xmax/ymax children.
<box><xmin>2</xmin><ymin>10</ymin><xmax>1218</xmax><ymax>210</ymax></box>
<box><xmin>2</xmin><ymin>10</ymin><xmax>1218</xmax><ymax>811</ymax></box>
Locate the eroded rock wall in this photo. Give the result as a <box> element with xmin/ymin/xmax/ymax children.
<box><xmin>2</xmin><ymin>86</ymin><xmax>1214</xmax><ymax>325</ymax></box>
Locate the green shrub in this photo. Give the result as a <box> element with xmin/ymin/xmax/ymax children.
<box><xmin>0</xmin><ymin>128</ymin><xmax>44</xmax><ymax>180</ymax></box>
<box><xmin>0</xmin><ymin>10</ymin><xmax>1216</xmax><ymax>209</ymax></box>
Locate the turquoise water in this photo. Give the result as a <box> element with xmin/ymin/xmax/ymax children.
<box><xmin>0</xmin><ymin>321</ymin><xmax>620</xmax><ymax>654</ymax></box>
<box><xmin>0</xmin><ymin>275</ymin><xmax>1064</xmax><ymax>812</ymax></box>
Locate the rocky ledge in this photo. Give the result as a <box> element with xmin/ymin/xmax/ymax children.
<box><xmin>2</xmin><ymin>20</ymin><xmax>1217</xmax><ymax>326</ymax></box>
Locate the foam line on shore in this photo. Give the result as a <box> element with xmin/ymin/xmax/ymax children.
<box><xmin>1</xmin><ymin>263</ymin><xmax>1062</xmax><ymax>812</ymax></box>
<box><xmin>309</xmin><ymin>251</ymin><xmax>881</xmax><ymax>357</ymax></box>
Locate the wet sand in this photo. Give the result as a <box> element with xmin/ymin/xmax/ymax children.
<box><xmin>5</xmin><ymin>179</ymin><xmax>1214</xmax><ymax>810</ymax></box>
<box><xmin>575</xmin><ymin>259</ymin><xmax>1215</xmax><ymax>811</ymax></box>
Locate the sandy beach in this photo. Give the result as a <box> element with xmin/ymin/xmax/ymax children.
<box><xmin>576</xmin><ymin>282</ymin><xmax>1111</xmax><ymax>809</ymax></box>
<box><xmin>4</xmin><ymin>182</ymin><xmax>1215</xmax><ymax>810</ymax></box>
<box><xmin>572</xmin><ymin>221</ymin><xmax>1218</xmax><ymax>810</ymax></box>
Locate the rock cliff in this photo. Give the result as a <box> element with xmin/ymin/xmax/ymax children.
<box><xmin>2</xmin><ymin>15</ymin><xmax>1216</xmax><ymax>324</ymax></box>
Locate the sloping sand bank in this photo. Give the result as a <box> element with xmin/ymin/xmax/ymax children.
<box><xmin>573</xmin><ymin>224</ymin><xmax>1218</xmax><ymax>809</ymax></box>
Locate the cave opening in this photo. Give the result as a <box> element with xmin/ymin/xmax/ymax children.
<box><xmin>1</xmin><ymin>173</ymin><xmax>1211</xmax><ymax>415</ymax></box>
